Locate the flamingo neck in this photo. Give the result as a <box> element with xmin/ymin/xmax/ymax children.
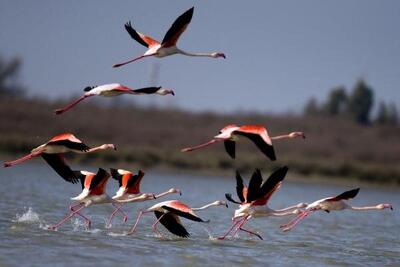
<box><xmin>192</xmin><ymin>202</ymin><xmax>220</xmax><ymax>211</ymax></box>
<box><xmin>155</xmin><ymin>190</ymin><xmax>175</xmax><ymax>199</ymax></box>
<box><xmin>275</xmin><ymin>203</ymin><xmax>307</xmax><ymax>212</ymax></box>
<box><xmin>177</xmin><ymin>49</ymin><xmax>215</xmax><ymax>58</ymax></box>
<box><xmin>270</xmin><ymin>134</ymin><xmax>291</xmax><ymax>140</ymax></box>
<box><xmin>350</xmin><ymin>205</ymin><xmax>385</xmax><ymax>211</ymax></box>
<box><xmin>86</xmin><ymin>144</ymin><xmax>114</xmax><ymax>153</ymax></box>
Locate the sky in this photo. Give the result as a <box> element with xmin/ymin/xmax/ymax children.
<box><xmin>1</xmin><ymin>1</ymin><xmax>399</xmax><ymax>113</ymax></box>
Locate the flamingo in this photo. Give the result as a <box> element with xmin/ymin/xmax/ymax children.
<box><xmin>181</xmin><ymin>124</ymin><xmax>305</xmax><ymax>161</ymax></box>
<box><xmin>106</xmin><ymin>168</ymin><xmax>181</xmax><ymax>227</ymax></box>
<box><xmin>280</xmin><ymin>188</ymin><xmax>394</xmax><ymax>232</ymax></box>
<box><xmin>113</xmin><ymin>7</ymin><xmax>225</xmax><ymax>68</ymax></box>
<box><xmin>3</xmin><ymin>133</ymin><xmax>116</xmax><ymax>183</ymax></box>
<box><xmin>54</xmin><ymin>84</ymin><xmax>174</xmax><ymax>115</ymax></box>
<box><xmin>48</xmin><ymin>168</ymin><xmax>137</xmax><ymax>230</ymax></box>
<box><xmin>128</xmin><ymin>200</ymin><xmax>228</xmax><ymax>238</ymax></box>
<box><xmin>218</xmin><ymin>167</ymin><xmax>307</xmax><ymax>240</ymax></box>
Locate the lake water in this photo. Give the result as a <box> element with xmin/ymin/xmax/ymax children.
<box><xmin>0</xmin><ymin>163</ymin><xmax>399</xmax><ymax>266</ymax></box>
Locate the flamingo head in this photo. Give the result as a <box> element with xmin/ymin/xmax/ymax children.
<box><xmin>214</xmin><ymin>124</ymin><xmax>239</xmax><ymax>139</ymax></box>
<box><xmin>168</xmin><ymin>188</ymin><xmax>182</xmax><ymax>196</ymax></box>
<box><xmin>142</xmin><ymin>193</ymin><xmax>156</xmax><ymax>200</ymax></box>
<box><xmin>289</xmin><ymin>132</ymin><xmax>306</xmax><ymax>139</ymax></box>
<box><xmin>83</xmin><ymin>85</ymin><xmax>96</xmax><ymax>92</ymax></box>
<box><xmin>101</xmin><ymin>144</ymin><xmax>117</xmax><ymax>150</ymax></box>
<box><xmin>296</xmin><ymin>202</ymin><xmax>308</xmax><ymax>208</ymax></box>
<box><xmin>213</xmin><ymin>200</ymin><xmax>228</xmax><ymax>208</ymax></box>
<box><xmin>211</xmin><ymin>52</ymin><xmax>226</xmax><ymax>59</ymax></box>
<box><xmin>378</xmin><ymin>204</ymin><xmax>393</xmax><ymax>210</ymax></box>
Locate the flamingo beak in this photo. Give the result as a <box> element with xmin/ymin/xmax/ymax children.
<box><xmin>113</xmin><ymin>145</ymin><xmax>117</xmax><ymax>151</ymax></box>
<box><xmin>179</xmin><ymin>191</ymin><xmax>182</xmax><ymax>196</ymax></box>
<box><xmin>225</xmin><ymin>203</ymin><xmax>229</xmax><ymax>208</ymax></box>
<box><xmin>152</xmin><ymin>194</ymin><xmax>156</xmax><ymax>199</ymax></box>
<box><xmin>171</xmin><ymin>90</ymin><xmax>175</xmax><ymax>96</ymax></box>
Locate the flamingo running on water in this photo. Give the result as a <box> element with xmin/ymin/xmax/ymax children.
<box><xmin>181</xmin><ymin>124</ymin><xmax>305</xmax><ymax>161</ymax></box>
<box><xmin>128</xmin><ymin>200</ymin><xmax>228</xmax><ymax>238</ymax></box>
<box><xmin>3</xmin><ymin>133</ymin><xmax>116</xmax><ymax>183</ymax></box>
<box><xmin>48</xmin><ymin>168</ymin><xmax>132</xmax><ymax>230</ymax></box>
<box><xmin>113</xmin><ymin>7</ymin><xmax>225</xmax><ymax>68</ymax></box>
<box><xmin>106</xmin><ymin>168</ymin><xmax>181</xmax><ymax>227</ymax></box>
<box><xmin>219</xmin><ymin>167</ymin><xmax>307</xmax><ymax>240</ymax></box>
<box><xmin>54</xmin><ymin>84</ymin><xmax>174</xmax><ymax>115</ymax></box>
<box><xmin>280</xmin><ymin>188</ymin><xmax>393</xmax><ymax>232</ymax></box>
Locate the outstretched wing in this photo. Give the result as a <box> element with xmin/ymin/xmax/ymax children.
<box><xmin>246</xmin><ymin>169</ymin><xmax>263</xmax><ymax>203</ymax></box>
<box><xmin>126</xmin><ymin>170</ymin><xmax>145</xmax><ymax>194</ymax></box>
<box><xmin>110</xmin><ymin>168</ymin><xmax>123</xmax><ymax>187</ymax></box>
<box><xmin>161</xmin><ymin>205</ymin><xmax>206</xmax><ymax>222</ymax></box>
<box><xmin>224</xmin><ymin>140</ymin><xmax>236</xmax><ymax>159</ymax></box>
<box><xmin>41</xmin><ymin>154</ymin><xmax>79</xmax><ymax>184</ymax></box>
<box><xmin>130</xmin><ymin>87</ymin><xmax>161</xmax><ymax>94</ymax></box>
<box><xmin>327</xmin><ymin>188</ymin><xmax>360</xmax><ymax>202</ymax></box>
<box><xmin>234</xmin><ymin>131</ymin><xmax>276</xmax><ymax>161</ymax></box>
<box><xmin>124</xmin><ymin>21</ymin><xmax>160</xmax><ymax>47</ymax></box>
<box><xmin>253</xmin><ymin>166</ymin><xmax>288</xmax><ymax>206</ymax></box>
<box><xmin>154</xmin><ymin>211</ymin><xmax>190</xmax><ymax>238</ymax></box>
<box><xmin>46</xmin><ymin>140</ymin><xmax>91</xmax><ymax>152</ymax></box>
<box><xmin>225</xmin><ymin>193</ymin><xmax>241</xmax><ymax>204</ymax></box>
<box><xmin>161</xmin><ymin>7</ymin><xmax>194</xmax><ymax>47</ymax></box>
<box><xmin>235</xmin><ymin>170</ymin><xmax>246</xmax><ymax>203</ymax></box>
<box><xmin>89</xmin><ymin>168</ymin><xmax>109</xmax><ymax>190</ymax></box>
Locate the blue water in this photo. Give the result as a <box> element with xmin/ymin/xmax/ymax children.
<box><xmin>0</xmin><ymin>163</ymin><xmax>399</xmax><ymax>266</ymax></box>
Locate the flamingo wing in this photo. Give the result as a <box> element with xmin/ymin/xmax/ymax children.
<box><xmin>233</xmin><ymin>131</ymin><xmax>276</xmax><ymax>161</ymax></box>
<box><xmin>161</xmin><ymin>7</ymin><xmax>194</xmax><ymax>47</ymax></box>
<box><xmin>246</xmin><ymin>169</ymin><xmax>263</xmax><ymax>202</ymax></box>
<box><xmin>73</xmin><ymin>171</ymin><xmax>88</xmax><ymax>190</ymax></box>
<box><xmin>225</xmin><ymin>193</ymin><xmax>241</xmax><ymax>204</ymax></box>
<box><xmin>252</xmin><ymin>166</ymin><xmax>288</xmax><ymax>206</ymax></box>
<box><xmin>110</xmin><ymin>168</ymin><xmax>123</xmax><ymax>187</ymax></box>
<box><xmin>130</xmin><ymin>87</ymin><xmax>161</xmax><ymax>94</ymax></box>
<box><xmin>326</xmin><ymin>188</ymin><xmax>360</xmax><ymax>202</ymax></box>
<box><xmin>235</xmin><ymin>171</ymin><xmax>246</xmax><ymax>203</ymax></box>
<box><xmin>224</xmin><ymin>140</ymin><xmax>236</xmax><ymax>159</ymax></box>
<box><xmin>161</xmin><ymin>205</ymin><xmax>206</xmax><ymax>222</ymax></box>
<box><xmin>154</xmin><ymin>211</ymin><xmax>190</xmax><ymax>238</ymax></box>
<box><xmin>126</xmin><ymin>170</ymin><xmax>145</xmax><ymax>194</ymax></box>
<box><xmin>41</xmin><ymin>154</ymin><xmax>79</xmax><ymax>184</ymax></box>
<box><xmin>89</xmin><ymin>168</ymin><xmax>109</xmax><ymax>190</ymax></box>
<box><xmin>46</xmin><ymin>140</ymin><xmax>91</xmax><ymax>152</ymax></box>
<box><xmin>124</xmin><ymin>21</ymin><xmax>160</xmax><ymax>47</ymax></box>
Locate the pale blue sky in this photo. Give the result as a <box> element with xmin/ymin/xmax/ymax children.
<box><xmin>1</xmin><ymin>1</ymin><xmax>399</xmax><ymax>113</ymax></box>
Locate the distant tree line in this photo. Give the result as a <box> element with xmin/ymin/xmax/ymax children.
<box><xmin>304</xmin><ymin>79</ymin><xmax>398</xmax><ymax>126</ymax></box>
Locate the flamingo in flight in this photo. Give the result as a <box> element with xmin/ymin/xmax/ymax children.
<box><xmin>218</xmin><ymin>167</ymin><xmax>307</xmax><ymax>240</ymax></box>
<box><xmin>113</xmin><ymin>7</ymin><xmax>225</xmax><ymax>68</ymax></box>
<box><xmin>106</xmin><ymin>168</ymin><xmax>181</xmax><ymax>227</ymax></box>
<box><xmin>128</xmin><ymin>199</ymin><xmax>228</xmax><ymax>238</ymax></box>
<box><xmin>181</xmin><ymin>124</ymin><xmax>305</xmax><ymax>161</ymax></box>
<box><xmin>48</xmin><ymin>168</ymin><xmax>129</xmax><ymax>230</ymax></box>
<box><xmin>280</xmin><ymin>188</ymin><xmax>394</xmax><ymax>232</ymax></box>
<box><xmin>54</xmin><ymin>84</ymin><xmax>174</xmax><ymax>115</ymax></box>
<box><xmin>3</xmin><ymin>133</ymin><xmax>116</xmax><ymax>183</ymax></box>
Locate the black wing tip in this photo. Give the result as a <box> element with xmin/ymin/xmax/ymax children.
<box><xmin>97</xmin><ymin>168</ymin><xmax>109</xmax><ymax>176</ymax></box>
<box><xmin>138</xmin><ymin>169</ymin><xmax>145</xmax><ymax>176</ymax></box>
<box><xmin>109</xmin><ymin>168</ymin><xmax>120</xmax><ymax>179</ymax></box>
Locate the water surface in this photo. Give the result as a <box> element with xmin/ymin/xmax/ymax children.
<box><xmin>0</xmin><ymin>164</ymin><xmax>399</xmax><ymax>266</ymax></box>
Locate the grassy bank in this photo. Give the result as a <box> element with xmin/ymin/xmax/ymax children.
<box><xmin>1</xmin><ymin>96</ymin><xmax>399</xmax><ymax>185</ymax></box>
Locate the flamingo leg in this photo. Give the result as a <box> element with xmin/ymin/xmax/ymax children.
<box><xmin>70</xmin><ymin>204</ymin><xmax>91</xmax><ymax>229</ymax></box>
<box><xmin>280</xmin><ymin>210</ymin><xmax>313</xmax><ymax>232</ymax></box>
<box><xmin>151</xmin><ymin>213</ymin><xmax>166</xmax><ymax>237</ymax></box>
<box><xmin>238</xmin><ymin>227</ymin><xmax>263</xmax><ymax>240</ymax></box>
<box><xmin>112</xmin><ymin>54</ymin><xmax>153</xmax><ymax>68</ymax></box>
<box><xmin>128</xmin><ymin>210</ymin><xmax>148</xmax><ymax>235</ymax></box>
<box><xmin>217</xmin><ymin>217</ymin><xmax>246</xmax><ymax>240</ymax></box>
<box><xmin>231</xmin><ymin>216</ymin><xmax>251</xmax><ymax>237</ymax></box>
<box><xmin>54</xmin><ymin>95</ymin><xmax>90</xmax><ymax>115</ymax></box>
<box><xmin>49</xmin><ymin>203</ymin><xmax>86</xmax><ymax>230</ymax></box>
<box><xmin>181</xmin><ymin>139</ymin><xmax>219</xmax><ymax>152</ymax></box>
<box><xmin>106</xmin><ymin>203</ymin><xmax>127</xmax><ymax>228</ymax></box>
<box><xmin>3</xmin><ymin>152</ymin><xmax>41</xmax><ymax>167</ymax></box>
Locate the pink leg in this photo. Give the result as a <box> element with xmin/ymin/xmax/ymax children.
<box><xmin>280</xmin><ymin>212</ymin><xmax>307</xmax><ymax>228</ymax></box>
<box><xmin>152</xmin><ymin>213</ymin><xmax>166</xmax><ymax>236</ymax></box>
<box><xmin>181</xmin><ymin>139</ymin><xmax>219</xmax><ymax>152</ymax></box>
<box><xmin>49</xmin><ymin>204</ymin><xmax>86</xmax><ymax>230</ymax></box>
<box><xmin>112</xmin><ymin>54</ymin><xmax>153</xmax><ymax>68</ymax></box>
<box><xmin>238</xmin><ymin>227</ymin><xmax>263</xmax><ymax>240</ymax></box>
<box><xmin>231</xmin><ymin>216</ymin><xmax>250</xmax><ymax>237</ymax></box>
<box><xmin>70</xmin><ymin>204</ymin><xmax>91</xmax><ymax>229</ymax></box>
<box><xmin>54</xmin><ymin>95</ymin><xmax>89</xmax><ymax>115</ymax></box>
<box><xmin>281</xmin><ymin>211</ymin><xmax>313</xmax><ymax>232</ymax></box>
<box><xmin>106</xmin><ymin>203</ymin><xmax>127</xmax><ymax>228</ymax></box>
<box><xmin>217</xmin><ymin>217</ymin><xmax>246</xmax><ymax>240</ymax></box>
<box><xmin>128</xmin><ymin>210</ymin><xmax>147</xmax><ymax>235</ymax></box>
<box><xmin>112</xmin><ymin>203</ymin><xmax>128</xmax><ymax>222</ymax></box>
<box><xmin>4</xmin><ymin>152</ymin><xmax>40</xmax><ymax>167</ymax></box>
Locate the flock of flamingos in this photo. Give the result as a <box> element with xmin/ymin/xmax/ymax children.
<box><xmin>4</xmin><ymin>7</ymin><xmax>393</xmax><ymax>240</ymax></box>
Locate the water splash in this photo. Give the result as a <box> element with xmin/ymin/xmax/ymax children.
<box><xmin>13</xmin><ymin>207</ymin><xmax>41</xmax><ymax>223</ymax></box>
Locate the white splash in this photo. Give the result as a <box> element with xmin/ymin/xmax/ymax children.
<box><xmin>13</xmin><ymin>207</ymin><xmax>41</xmax><ymax>223</ymax></box>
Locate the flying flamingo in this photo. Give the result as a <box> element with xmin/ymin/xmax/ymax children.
<box><xmin>112</xmin><ymin>7</ymin><xmax>225</xmax><ymax>68</ymax></box>
<box><xmin>280</xmin><ymin>188</ymin><xmax>394</xmax><ymax>232</ymax></box>
<box><xmin>54</xmin><ymin>84</ymin><xmax>174</xmax><ymax>115</ymax></box>
<box><xmin>218</xmin><ymin>167</ymin><xmax>307</xmax><ymax>240</ymax></box>
<box><xmin>48</xmin><ymin>168</ymin><xmax>131</xmax><ymax>230</ymax></box>
<box><xmin>106</xmin><ymin>168</ymin><xmax>181</xmax><ymax>227</ymax></box>
<box><xmin>3</xmin><ymin>133</ymin><xmax>116</xmax><ymax>183</ymax></box>
<box><xmin>181</xmin><ymin>124</ymin><xmax>305</xmax><ymax>161</ymax></box>
<box><xmin>128</xmin><ymin>200</ymin><xmax>228</xmax><ymax>238</ymax></box>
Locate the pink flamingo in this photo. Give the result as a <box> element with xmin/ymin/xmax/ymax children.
<box><xmin>106</xmin><ymin>168</ymin><xmax>181</xmax><ymax>227</ymax></box>
<box><xmin>113</xmin><ymin>7</ymin><xmax>225</xmax><ymax>68</ymax></box>
<box><xmin>128</xmin><ymin>200</ymin><xmax>228</xmax><ymax>238</ymax></box>
<box><xmin>54</xmin><ymin>84</ymin><xmax>174</xmax><ymax>115</ymax></box>
<box><xmin>3</xmin><ymin>133</ymin><xmax>116</xmax><ymax>183</ymax></box>
<box><xmin>48</xmin><ymin>168</ymin><xmax>129</xmax><ymax>230</ymax></box>
<box><xmin>182</xmin><ymin>124</ymin><xmax>305</xmax><ymax>161</ymax></box>
<box><xmin>219</xmin><ymin>167</ymin><xmax>307</xmax><ymax>240</ymax></box>
<box><xmin>280</xmin><ymin>188</ymin><xmax>393</xmax><ymax>232</ymax></box>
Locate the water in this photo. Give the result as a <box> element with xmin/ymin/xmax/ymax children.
<box><xmin>0</xmin><ymin>164</ymin><xmax>399</xmax><ymax>266</ymax></box>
